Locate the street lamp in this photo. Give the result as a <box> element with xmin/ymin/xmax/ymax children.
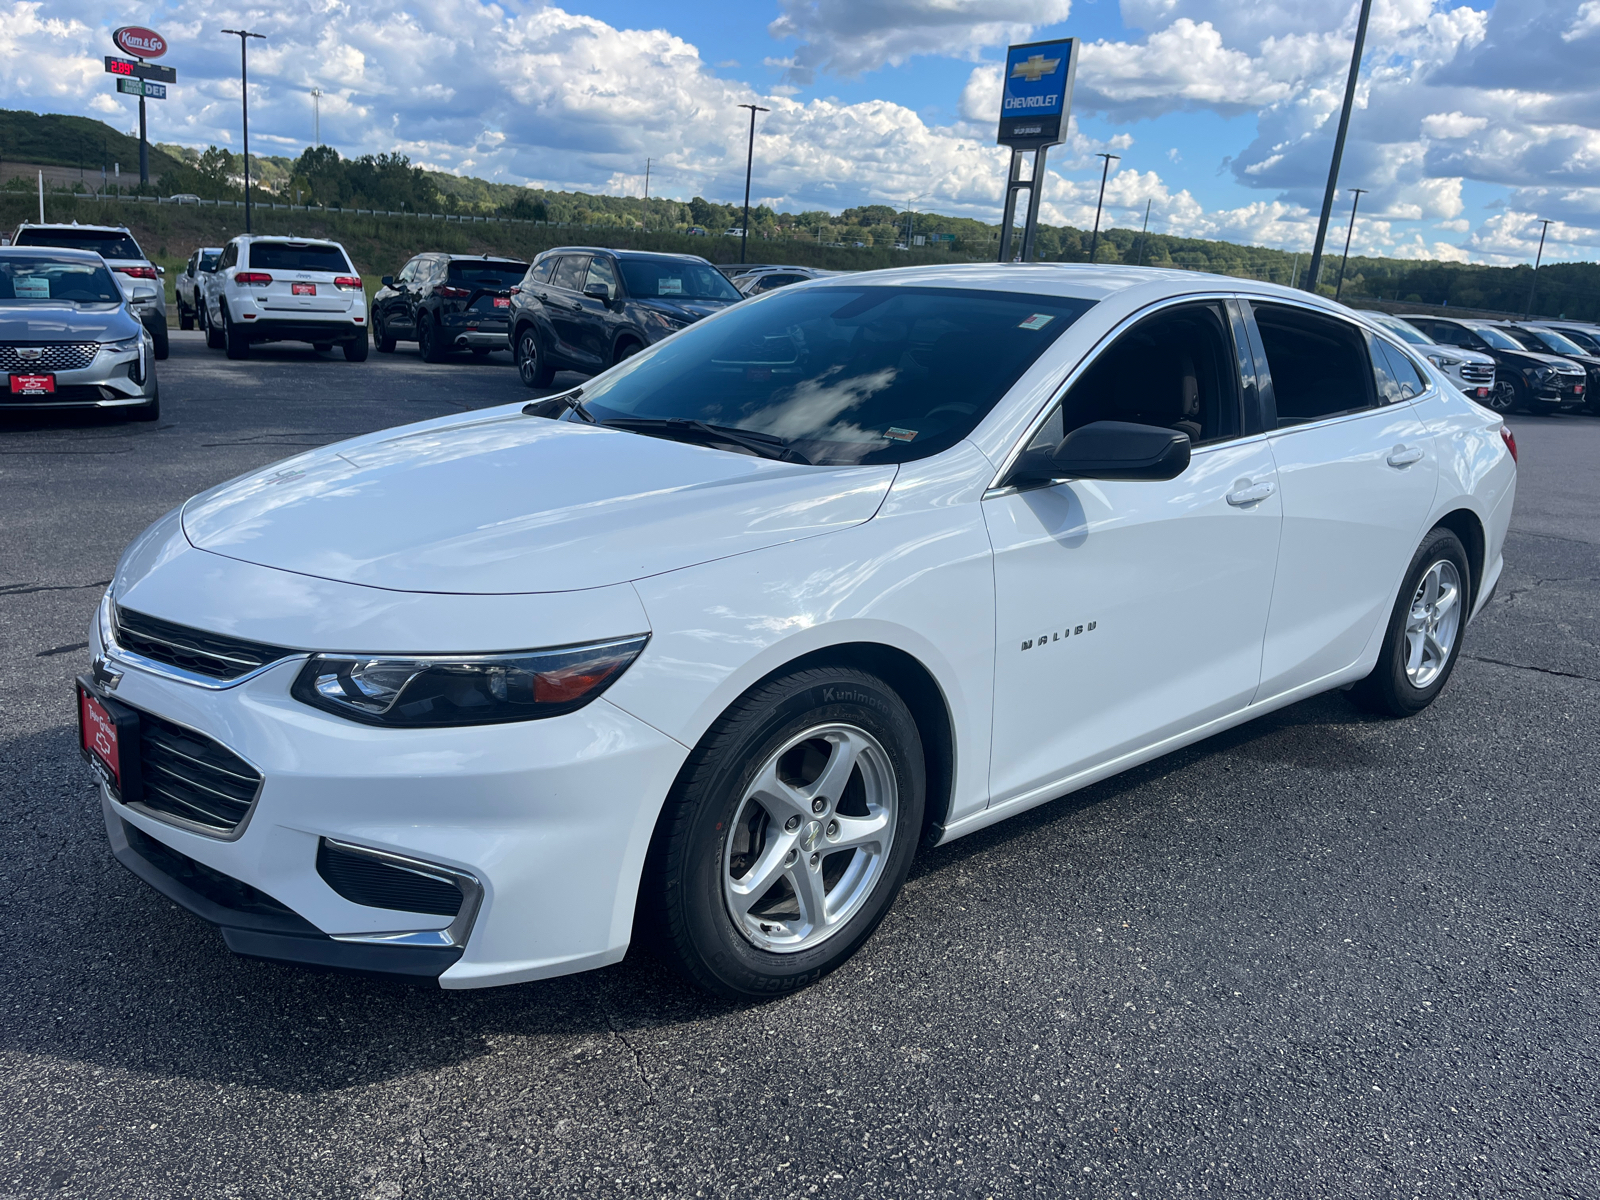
<box><xmin>1305</xmin><ymin>0</ymin><xmax>1374</xmax><ymax>292</ymax></box>
<box><xmin>737</xmin><ymin>103</ymin><xmax>769</xmax><ymax>265</ymax></box>
<box><xmin>1087</xmin><ymin>152</ymin><xmax>1119</xmax><ymax>264</ymax></box>
<box><xmin>1525</xmin><ymin>218</ymin><xmax>1554</xmax><ymax>318</ymax></box>
<box><xmin>221</xmin><ymin>28</ymin><xmax>266</xmax><ymax>233</ymax></box>
<box><xmin>1334</xmin><ymin>187</ymin><xmax>1367</xmax><ymax>302</ymax></box>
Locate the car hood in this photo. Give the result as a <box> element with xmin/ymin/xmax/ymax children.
<box><xmin>0</xmin><ymin>303</ymin><xmax>137</xmax><ymax>341</ymax></box>
<box><xmin>1492</xmin><ymin>347</ymin><xmax>1579</xmax><ymax>370</ymax></box>
<box><xmin>631</xmin><ymin>297</ymin><xmax>734</xmax><ymax>322</ymax></box>
<box><xmin>181</xmin><ymin>407</ymin><xmax>897</xmax><ymax>595</ymax></box>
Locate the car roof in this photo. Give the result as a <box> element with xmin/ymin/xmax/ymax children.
<box><xmin>538</xmin><ymin>246</ymin><xmax>713</xmax><ymax>264</ymax></box>
<box><xmin>235</xmin><ymin>234</ymin><xmax>344</xmax><ymax>245</ymax></box>
<box><xmin>443</xmin><ymin>253</ymin><xmax>527</xmax><ymax>262</ymax></box>
<box><xmin>14</xmin><ymin>222</ymin><xmax>132</xmax><ymax>234</ymax></box>
<box><xmin>0</xmin><ymin>245</ymin><xmax>107</xmax><ymax>261</ymax></box>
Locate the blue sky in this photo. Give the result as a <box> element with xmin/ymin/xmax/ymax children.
<box><xmin>3</xmin><ymin>0</ymin><xmax>1596</xmax><ymax>264</ymax></box>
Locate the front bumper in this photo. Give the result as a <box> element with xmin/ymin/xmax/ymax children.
<box><xmin>87</xmin><ymin>596</ymin><xmax>686</xmax><ymax>989</ymax></box>
<box><xmin>1</xmin><ymin>345</ymin><xmax>153</xmax><ymax>409</ymax></box>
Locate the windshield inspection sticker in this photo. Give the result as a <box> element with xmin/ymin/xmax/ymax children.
<box><xmin>884</xmin><ymin>427</ymin><xmax>918</xmax><ymax>442</ymax></box>
<box><xmin>1018</xmin><ymin>313</ymin><xmax>1055</xmax><ymax>330</ymax></box>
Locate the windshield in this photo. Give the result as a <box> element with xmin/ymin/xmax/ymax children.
<box><xmin>619</xmin><ymin>257</ymin><xmax>741</xmax><ymax>302</ymax></box>
<box><xmin>1373</xmin><ymin>315</ymin><xmax>1431</xmax><ymax>346</ymax></box>
<box><xmin>199</xmin><ymin>252</ymin><xmax>220</xmax><ymax>271</ymax></box>
<box><xmin>569</xmin><ymin>285</ymin><xmax>1095</xmax><ymax>465</ymax></box>
<box><xmin>448</xmin><ymin>261</ymin><xmax>527</xmax><ymax>287</ymax></box>
<box><xmin>1554</xmin><ymin>327</ymin><xmax>1600</xmax><ymax>354</ymax></box>
<box><xmin>1523</xmin><ymin>327</ymin><xmax>1589</xmax><ymax>356</ymax></box>
<box><xmin>248</xmin><ymin>243</ymin><xmax>352</xmax><ymax>272</ymax></box>
<box><xmin>1473</xmin><ymin>326</ymin><xmax>1526</xmax><ymax>352</ymax></box>
<box><xmin>14</xmin><ymin>228</ymin><xmax>143</xmax><ymax>260</ymax></box>
<box><xmin>0</xmin><ymin>257</ymin><xmax>122</xmax><ymax>304</ymax></box>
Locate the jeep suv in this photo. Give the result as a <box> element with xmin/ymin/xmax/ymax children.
<box><xmin>9</xmin><ymin>222</ymin><xmax>168</xmax><ymax>358</ymax></box>
<box><xmin>202</xmin><ymin>236</ymin><xmax>368</xmax><ymax>361</ymax></box>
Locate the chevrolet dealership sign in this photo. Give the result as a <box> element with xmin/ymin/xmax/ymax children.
<box><xmin>997</xmin><ymin>38</ymin><xmax>1076</xmax><ymax>148</ymax></box>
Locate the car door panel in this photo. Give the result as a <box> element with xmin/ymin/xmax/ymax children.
<box><xmin>543</xmin><ymin>256</ymin><xmax>596</xmax><ymax>367</ymax></box>
<box><xmin>1248</xmin><ymin>303</ymin><xmax>1440</xmax><ymax>700</ymax></box>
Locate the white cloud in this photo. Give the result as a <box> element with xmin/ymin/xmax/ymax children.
<box><xmin>1562</xmin><ymin>1</ymin><xmax>1600</xmax><ymax>42</ymax></box>
<box><xmin>1421</xmin><ymin>111</ymin><xmax>1489</xmax><ymax>139</ymax></box>
<box><xmin>768</xmin><ymin>0</ymin><xmax>1072</xmax><ymax>83</ymax></box>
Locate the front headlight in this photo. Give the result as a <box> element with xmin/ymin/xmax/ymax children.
<box><xmin>291</xmin><ymin>635</ymin><xmax>650</xmax><ymax>727</ymax></box>
<box><xmin>1425</xmin><ymin>353</ymin><xmax>1463</xmax><ymax>368</ymax></box>
<box><xmin>101</xmin><ymin>336</ymin><xmax>141</xmax><ymax>355</ymax></box>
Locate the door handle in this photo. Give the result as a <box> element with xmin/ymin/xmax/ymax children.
<box><xmin>1387</xmin><ymin>445</ymin><xmax>1425</xmax><ymax>468</ymax></box>
<box><xmin>1226</xmin><ymin>481</ymin><xmax>1275</xmax><ymax>506</ymax></box>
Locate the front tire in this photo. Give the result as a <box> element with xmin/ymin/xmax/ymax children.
<box><xmin>515</xmin><ymin>326</ymin><xmax>556</xmax><ymax>388</ymax></box>
<box><xmin>150</xmin><ymin>321</ymin><xmax>169</xmax><ymax>361</ymax></box>
<box><xmin>1350</xmin><ymin>528</ymin><xmax>1471</xmax><ymax>718</ymax></box>
<box><xmin>128</xmin><ymin>381</ymin><xmax>160</xmax><ymax>422</ymax></box>
<box><xmin>641</xmin><ymin>667</ymin><xmax>925</xmax><ymax>998</ymax></box>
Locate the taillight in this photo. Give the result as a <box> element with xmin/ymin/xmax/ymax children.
<box><xmin>1500</xmin><ymin>426</ymin><xmax>1517</xmax><ymax>463</ymax></box>
<box><xmin>235</xmin><ymin>271</ymin><xmax>272</xmax><ymax>286</ymax></box>
<box><xmin>114</xmin><ymin>265</ymin><xmax>158</xmax><ymax>279</ymax></box>
<box><xmin>438</xmin><ymin>284</ymin><xmax>470</xmax><ymax>298</ymax></box>
<box><xmin>333</xmin><ymin>276</ymin><xmax>361</xmax><ymax>290</ymax></box>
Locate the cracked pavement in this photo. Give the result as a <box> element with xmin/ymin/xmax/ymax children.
<box><xmin>1</xmin><ymin>335</ymin><xmax>1596</xmax><ymax>1198</ymax></box>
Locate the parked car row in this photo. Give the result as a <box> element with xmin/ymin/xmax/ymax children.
<box><xmin>1383</xmin><ymin>312</ymin><xmax>1600</xmax><ymax>417</ymax></box>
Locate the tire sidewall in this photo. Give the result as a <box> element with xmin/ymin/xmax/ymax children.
<box><xmin>666</xmin><ymin>670</ymin><xmax>924</xmax><ymax>997</ymax></box>
<box><xmin>1375</xmin><ymin>530</ymin><xmax>1471</xmax><ymax>715</ymax></box>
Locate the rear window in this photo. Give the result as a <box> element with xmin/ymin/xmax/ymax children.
<box><xmin>0</xmin><ymin>257</ymin><xmax>121</xmax><ymax>304</ymax></box>
<box><xmin>1252</xmin><ymin>303</ymin><xmax>1375</xmax><ymax>425</ymax></box>
<box><xmin>247</xmin><ymin>242</ymin><xmax>352</xmax><ymax>272</ymax></box>
<box><xmin>448</xmin><ymin>260</ymin><xmax>527</xmax><ymax>287</ymax></box>
<box><xmin>572</xmin><ymin>285</ymin><xmax>1096</xmax><ymax>466</ymax></box>
<box><xmin>14</xmin><ymin>228</ymin><xmax>144</xmax><ymax>260</ymax></box>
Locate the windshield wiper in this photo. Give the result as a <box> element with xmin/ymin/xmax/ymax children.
<box><xmin>602</xmin><ymin>417</ymin><xmax>811</xmax><ymax>464</ymax></box>
<box><xmin>522</xmin><ymin>388</ymin><xmax>595</xmax><ymax>423</ymax></box>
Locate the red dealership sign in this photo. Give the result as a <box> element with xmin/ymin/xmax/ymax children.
<box><xmin>112</xmin><ymin>26</ymin><xmax>168</xmax><ymax>59</ymax></box>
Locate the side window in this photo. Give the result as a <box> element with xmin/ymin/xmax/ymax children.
<box><xmin>1431</xmin><ymin>322</ymin><xmax>1473</xmax><ymax>349</ymax></box>
<box><xmin>550</xmin><ymin>256</ymin><xmax>589</xmax><ymax>291</ymax></box>
<box><xmin>219</xmin><ymin>243</ymin><xmax>238</xmax><ymax>269</ymax></box>
<box><xmin>1026</xmin><ymin>302</ymin><xmax>1243</xmax><ymax>453</ymax></box>
<box><xmin>397</xmin><ymin>258</ymin><xmax>419</xmax><ymax>285</ymax></box>
<box><xmin>1252</xmin><ymin>303</ymin><xmax>1375</xmax><ymax>426</ymax></box>
<box><xmin>527</xmin><ymin>258</ymin><xmax>555</xmax><ymax>285</ymax></box>
<box><xmin>583</xmin><ymin>257</ymin><xmax>617</xmax><ymax>298</ymax></box>
<box><xmin>1378</xmin><ymin>339</ymin><xmax>1427</xmax><ymax>400</ymax></box>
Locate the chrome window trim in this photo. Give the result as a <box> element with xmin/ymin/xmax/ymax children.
<box><xmin>324</xmin><ymin>839</ymin><xmax>486</xmax><ymax>950</ymax></box>
<box><xmin>983</xmin><ymin>289</ymin><xmax>1245</xmax><ymax>494</ymax></box>
<box><xmin>99</xmin><ymin>590</ymin><xmax>308</xmax><ymax>691</ymax></box>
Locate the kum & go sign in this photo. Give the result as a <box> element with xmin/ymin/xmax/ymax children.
<box><xmin>997</xmin><ymin>38</ymin><xmax>1076</xmax><ymax>148</ymax></box>
<box><xmin>112</xmin><ymin>26</ymin><xmax>168</xmax><ymax>58</ymax></box>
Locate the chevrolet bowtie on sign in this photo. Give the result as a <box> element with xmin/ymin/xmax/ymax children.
<box><xmin>998</xmin><ymin>38</ymin><xmax>1077</xmax><ymax>148</ymax></box>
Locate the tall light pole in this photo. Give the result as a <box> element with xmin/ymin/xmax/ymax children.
<box><xmin>222</xmin><ymin>29</ymin><xmax>266</xmax><ymax>233</ymax></box>
<box><xmin>644</xmin><ymin>157</ymin><xmax>651</xmax><ymax>201</ymax></box>
<box><xmin>1087</xmin><ymin>152</ymin><xmax>1119</xmax><ymax>264</ymax></box>
<box><xmin>1334</xmin><ymin>187</ymin><xmax>1367</xmax><ymax>302</ymax></box>
<box><xmin>1304</xmin><ymin>0</ymin><xmax>1374</xmax><ymax>293</ymax></box>
<box><xmin>311</xmin><ymin>87</ymin><xmax>322</xmax><ymax>146</ymax></box>
<box><xmin>1525</xmin><ymin>218</ymin><xmax>1553</xmax><ymax>318</ymax></box>
<box><xmin>737</xmin><ymin>103</ymin><xmax>768</xmax><ymax>265</ymax></box>
<box><xmin>1135</xmin><ymin>197</ymin><xmax>1152</xmax><ymax>266</ymax></box>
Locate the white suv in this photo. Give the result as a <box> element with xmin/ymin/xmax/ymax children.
<box><xmin>202</xmin><ymin>236</ymin><xmax>368</xmax><ymax>361</ymax></box>
<box><xmin>10</xmin><ymin>222</ymin><xmax>168</xmax><ymax>359</ymax></box>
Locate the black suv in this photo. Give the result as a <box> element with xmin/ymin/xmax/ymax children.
<box><xmin>1400</xmin><ymin>315</ymin><xmax>1586</xmax><ymax>415</ymax></box>
<box><xmin>372</xmin><ymin>254</ymin><xmax>529</xmax><ymax>361</ymax></box>
<box><xmin>1503</xmin><ymin>324</ymin><xmax>1600</xmax><ymax>414</ymax></box>
<box><xmin>506</xmin><ymin>248</ymin><xmax>742</xmax><ymax>388</ymax></box>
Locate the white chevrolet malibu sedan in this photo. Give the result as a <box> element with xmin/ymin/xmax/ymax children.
<box><xmin>80</xmin><ymin>265</ymin><xmax>1516</xmax><ymax>996</ymax></box>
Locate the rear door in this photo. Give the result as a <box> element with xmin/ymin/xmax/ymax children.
<box><xmin>1249</xmin><ymin>301</ymin><xmax>1439</xmax><ymax>701</ymax></box>
<box><xmin>249</xmin><ymin>241</ymin><xmax>356</xmax><ymax>315</ymax></box>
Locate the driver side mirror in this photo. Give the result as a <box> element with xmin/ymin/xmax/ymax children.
<box><xmin>381</xmin><ymin>276</ymin><xmax>394</xmax><ymax>287</ymax></box>
<box><xmin>129</xmin><ymin>284</ymin><xmax>158</xmax><ymax>301</ymax></box>
<box><xmin>584</xmin><ymin>282</ymin><xmax>614</xmax><ymax>305</ymax></box>
<box><xmin>1008</xmin><ymin>420</ymin><xmax>1191</xmax><ymax>486</ymax></box>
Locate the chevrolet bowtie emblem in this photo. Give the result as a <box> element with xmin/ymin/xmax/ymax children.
<box><xmin>1011</xmin><ymin>55</ymin><xmax>1061</xmax><ymax>82</ymax></box>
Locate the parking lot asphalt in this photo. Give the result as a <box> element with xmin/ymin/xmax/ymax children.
<box><xmin>2</xmin><ymin>332</ymin><xmax>1597</xmax><ymax>1199</ymax></box>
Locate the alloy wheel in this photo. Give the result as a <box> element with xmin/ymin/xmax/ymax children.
<box><xmin>518</xmin><ymin>331</ymin><xmax>540</xmax><ymax>386</ymax></box>
<box><xmin>1404</xmin><ymin>559</ymin><xmax>1462</xmax><ymax>689</ymax></box>
<box><xmin>1487</xmin><ymin>381</ymin><xmax>1515</xmax><ymax>413</ymax></box>
<box><xmin>722</xmin><ymin>723</ymin><xmax>898</xmax><ymax>954</ymax></box>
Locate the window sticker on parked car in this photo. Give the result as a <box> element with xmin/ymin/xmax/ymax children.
<box><xmin>14</xmin><ymin>276</ymin><xmax>51</xmax><ymax>299</ymax></box>
<box><xmin>658</xmin><ymin>278</ymin><xmax>684</xmax><ymax>295</ymax></box>
<box><xmin>1018</xmin><ymin>313</ymin><xmax>1055</xmax><ymax>330</ymax></box>
<box><xmin>884</xmin><ymin>427</ymin><xmax>918</xmax><ymax>441</ymax></box>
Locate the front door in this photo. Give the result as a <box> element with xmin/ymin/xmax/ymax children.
<box><xmin>985</xmin><ymin>301</ymin><xmax>1283</xmax><ymax>807</ymax></box>
<box><xmin>543</xmin><ymin>255</ymin><xmax>598</xmax><ymax>368</ymax></box>
<box><xmin>1248</xmin><ymin>302</ymin><xmax>1440</xmax><ymax>699</ymax></box>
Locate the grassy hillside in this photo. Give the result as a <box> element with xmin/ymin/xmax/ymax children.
<box><xmin>1</xmin><ymin>109</ymin><xmax>183</xmax><ymax>179</ymax></box>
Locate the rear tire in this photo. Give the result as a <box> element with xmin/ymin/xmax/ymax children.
<box><xmin>204</xmin><ymin>304</ymin><xmax>224</xmax><ymax>350</ymax></box>
<box><xmin>343</xmin><ymin>333</ymin><xmax>369</xmax><ymax>362</ymax></box>
<box><xmin>150</xmin><ymin>322</ymin><xmax>169</xmax><ymax>361</ymax></box>
<box><xmin>515</xmin><ymin>326</ymin><xmax>555</xmax><ymax>388</ymax></box>
<box><xmin>223</xmin><ymin>308</ymin><xmax>249</xmax><ymax>360</ymax></box>
<box><xmin>178</xmin><ymin>305</ymin><xmax>195</xmax><ymax>332</ymax></box>
<box><xmin>418</xmin><ymin>314</ymin><xmax>446</xmax><ymax>363</ymax></box>
<box><xmin>1349</xmin><ymin>528</ymin><xmax>1471</xmax><ymax>718</ymax></box>
<box><xmin>640</xmin><ymin>667</ymin><xmax>925</xmax><ymax>998</ymax></box>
